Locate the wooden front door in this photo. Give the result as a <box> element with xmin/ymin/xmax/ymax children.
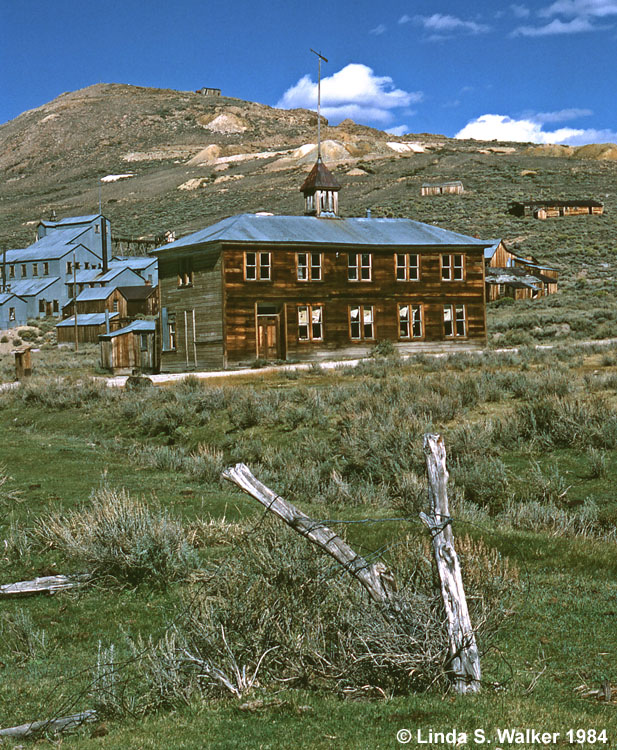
<box><xmin>257</xmin><ymin>316</ymin><xmax>279</xmax><ymax>360</ymax></box>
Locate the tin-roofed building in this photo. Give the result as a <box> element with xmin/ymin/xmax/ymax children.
<box><xmin>0</xmin><ymin>293</ymin><xmax>28</xmax><ymax>329</ymax></box>
<box><xmin>153</xmin><ymin>162</ymin><xmax>490</xmax><ymax>371</ymax></box>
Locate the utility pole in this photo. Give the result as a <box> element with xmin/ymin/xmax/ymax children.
<box><xmin>310</xmin><ymin>49</ymin><xmax>328</xmax><ymax>160</ymax></box>
<box><xmin>73</xmin><ymin>251</ymin><xmax>78</xmax><ymax>352</ymax></box>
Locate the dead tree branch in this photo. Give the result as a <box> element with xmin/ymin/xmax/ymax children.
<box><xmin>0</xmin><ymin>710</ymin><xmax>96</xmax><ymax>738</ymax></box>
<box><xmin>0</xmin><ymin>574</ymin><xmax>91</xmax><ymax>598</ymax></box>
<box><xmin>221</xmin><ymin>463</ymin><xmax>396</xmax><ymax>604</ymax></box>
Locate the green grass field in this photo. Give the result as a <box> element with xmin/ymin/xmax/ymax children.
<box><xmin>0</xmin><ymin>347</ymin><xmax>616</xmax><ymax>748</ymax></box>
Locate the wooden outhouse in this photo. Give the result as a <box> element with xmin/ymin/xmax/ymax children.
<box><xmin>99</xmin><ymin>320</ymin><xmax>158</xmax><ymax>374</ymax></box>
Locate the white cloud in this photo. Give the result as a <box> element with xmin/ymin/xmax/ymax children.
<box><xmin>510</xmin><ymin>4</ymin><xmax>531</xmax><ymax>17</ymax></box>
<box><xmin>386</xmin><ymin>125</ymin><xmax>410</xmax><ymax>136</ymax></box>
<box><xmin>540</xmin><ymin>0</ymin><xmax>617</xmax><ymax>17</ymax></box>
<box><xmin>512</xmin><ymin>16</ymin><xmax>597</xmax><ymax>33</ymax></box>
<box><xmin>276</xmin><ymin>63</ymin><xmax>422</xmax><ymax>126</ymax></box>
<box><xmin>369</xmin><ymin>23</ymin><xmax>387</xmax><ymax>35</ymax></box>
<box><xmin>398</xmin><ymin>14</ymin><xmax>412</xmax><ymax>24</ymax></box>
<box><xmin>455</xmin><ymin>113</ymin><xmax>617</xmax><ymax>145</ymax></box>
<box><xmin>414</xmin><ymin>13</ymin><xmax>491</xmax><ymax>35</ymax></box>
<box><xmin>531</xmin><ymin>107</ymin><xmax>593</xmax><ymax>123</ymax></box>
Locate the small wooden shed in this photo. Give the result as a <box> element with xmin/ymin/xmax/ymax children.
<box><xmin>56</xmin><ymin>312</ymin><xmax>119</xmax><ymax>345</ymax></box>
<box><xmin>421</xmin><ymin>181</ymin><xmax>464</xmax><ymax>196</ymax></box>
<box><xmin>99</xmin><ymin>320</ymin><xmax>158</xmax><ymax>374</ymax></box>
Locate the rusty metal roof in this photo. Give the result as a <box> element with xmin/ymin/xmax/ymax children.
<box><xmin>152</xmin><ymin>214</ymin><xmax>490</xmax><ymax>256</ymax></box>
<box><xmin>300</xmin><ymin>159</ymin><xmax>341</xmax><ymax>193</ymax></box>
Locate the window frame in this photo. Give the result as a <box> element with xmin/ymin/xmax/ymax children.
<box><xmin>297</xmin><ymin>303</ymin><xmax>324</xmax><ymax>342</ymax></box>
<box><xmin>395</xmin><ymin>253</ymin><xmax>420</xmax><ymax>282</ymax></box>
<box><xmin>177</xmin><ymin>258</ymin><xmax>193</xmax><ymax>288</ymax></box>
<box><xmin>443</xmin><ymin>304</ymin><xmax>467</xmax><ymax>338</ymax></box>
<box><xmin>296</xmin><ymin>252</ymin><xmax>323</xmax><ymax>282</ymax></box>
<box><xmin>348</xmin><ymin>252</ymin><xmax>372</xmax><ymax>282</ymax></box>
<box><xmin>244</xmin><ymin>251</ymin><xmax>272</xmax><ymax>281</ymax></box>
<box><xmin>441</xmin><ymin>253</ymin><xmax>465</xmax><ymax>282</ymax></box>
<box><xmin>398</xmin><ymin>303</ymin><xmax>424</xmax><ymax>340</ymax></box>
<box><xmin>349</xmin><ymin>304</ymin><xmax>375</xmax><ymax>341</ymax></box>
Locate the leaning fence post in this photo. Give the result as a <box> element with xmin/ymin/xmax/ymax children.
<box><xmin>421</xmin><ymin>433</ymin><xmax>481</xmax><ymax>694</ymax></box>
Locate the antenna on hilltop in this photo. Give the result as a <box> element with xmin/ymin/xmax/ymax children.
<box><xmin>310</xmin><ymin>48</ymin><xmax>328</xmax><ymax>160</ymax></box>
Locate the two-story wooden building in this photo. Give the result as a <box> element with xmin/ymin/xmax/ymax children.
<box><xmin>153</xmin><ymin>164</ymin><xmax>490</xmax><ymax>371</ymax></box>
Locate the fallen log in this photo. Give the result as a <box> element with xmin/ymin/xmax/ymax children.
<box><xmin>0</xmin><ymin>709</ymin><xmax>96</xmax><ymax>738</ymax></box>
<box><xmin>421</xmin><ymin>433</ymin><xmax>481</xmax><ymax>694</ymax></box>
<box><xmin>221</xmin><ymin>463</ymin><xmax>396</xmax><ymax>604</ymax></box>
<box><xmin>0</xmin><ymin>574</ymin><xmax>91</xmax><ymax>598</ymax></box>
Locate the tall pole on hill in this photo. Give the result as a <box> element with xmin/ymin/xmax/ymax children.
<box><xmin>310</xmin><ymin>49</ymin><xmax>328</xmax><ymax>161</ymax></box>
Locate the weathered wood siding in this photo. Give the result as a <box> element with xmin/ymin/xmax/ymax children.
<box><xmin>57</xmin><ymin>321</ymin><xmax>120</xmax><ymax>345</ymax></box>
<box><xmin>100</xmin><ymin>332</ymin><xmax>158</xmax><ymax>374</ymax></box>
<box><xmin>159</xmin><ymin>254</ymin><xmax>224</xmax><ymax>372</ymax></box>
<box><xmin>487</xmin><ymin>242</ymin><xmax>514</xmax><ymax>268</ymax></box>
<box><xmin>222</xmin><ymin>244</ymin><xmax>486</xmax><ymax>365</ymax></box>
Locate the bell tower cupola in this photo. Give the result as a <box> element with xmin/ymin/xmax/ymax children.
<box><xmin>300</xmin><ymin>158</ymin><xmax>341</xmax><ymax>217</ymax></box>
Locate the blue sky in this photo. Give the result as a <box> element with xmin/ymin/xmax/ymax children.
<box><xmin>1</xmin><ymin>0</ymin><xmax>616</xmax><ymax>144</ymax></box>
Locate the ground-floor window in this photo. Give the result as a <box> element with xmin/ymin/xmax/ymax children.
<box><xmin>39</xmin><ymin>299</ymin><xmax>45</xmax><ymax>314</ymax></box>
<box><xmin>444</xmin><ymin>304</ymin><xmax>466</xmax><ymax>337</ymax></box>
<box><xmin>297</xmin><ymin>304</ymin><xmax>323</xmax><ymax>341</ymax></box>
<box><xmin>9</xmin><ymin>307</ymin><xmax>15</xmax><ymax>321</ymax></box>
<box><xmin>52</xmin><ymin>300</ymin><xmax>59</xmax><ymax>313</ymax></box>
<box><xmin>349</xmin><ymin>304</ymin><xmax>374</xmax><ymax>340</ymax></box>
<box><xmin>398</xmin><ymin>303</ymin><xmax>423</xmax><ymax>339</ymax></box>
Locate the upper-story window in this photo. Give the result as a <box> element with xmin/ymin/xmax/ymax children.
<box><xmin>32</xmin><ymin>263</ymin><xmax>38</xmax><ymax>277</ymax></box>
<box><xmin>177</xmin><ymin>259</ymin><xmax>193</xmax><ymax>287</ymax></box>
<box><xmin>21</xmin><ymin>264</ymin><xmax>27</xmax><ymax>278</ymax></box>
<box><xmin>297</xmin><ymin>304</ymin><xmax>323</xmax><ymax>341</ymax></box>
<box><xmin>297</xmin><ymin>252</ymin><xmax>322</xmax><ymax>281</ymax></box>
<box><xmin>348</xmin><ymin>253</ymin><xmax>372</xmax><ymax>282</ymax></box>
<box><xmin>441</xmin><ymin>254</ymin><xmax>464</xmax><ymax>281</ymax></box>
<box><xmin>9</xmin><ymin>265</ymin><xmax>15</xmax><ymax>279</ymax></box>
<box><xmin>66</xmin><ymin>261</ymin><xmax>73</xmax><ymax>275</ymax></box>
<box><xmin>396</xmin><ymin>253</ymin><xmax>419</xmax><ymax>281</ymax></box>
<box><xmin>349</xmin><ymin>304</ymin><xmax>375</xmax><ymax>340</ymax></box>
<box><xmin>444</xmin><ymin>304</ymin><xmax>466</xmax><ymax>337</ymax></box>
<box><xmin>43</xmin><ymin>262</ymin><xmax>49</xmax><ymax>276</ymax></box>
<box><xmin>245</xmin><ymin>252</ymin><xmax>271</xmax><ymax>281</ymax></box>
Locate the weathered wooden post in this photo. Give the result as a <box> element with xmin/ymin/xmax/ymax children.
<box><xmin>421</xmin><ymin>433</ymin><xmax>481</xmax><ymax>694</ymax></box>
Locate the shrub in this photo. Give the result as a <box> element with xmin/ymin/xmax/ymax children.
<box><xmin>120</xmin><ymin>524</ymin><xmax>517</xmax><ymax>709</ymax></box>
<box><xmin>33</xmin><ymin>487</ymin><xmax>198</xmax><ymax>586</ymax></box>
<box><xmin>0</xmin><ymin>335</ymin><xmax>9</xmax><ymax>343</ymax></box>
<box><xmin>0</xmin><ymin>609</ymin><xmax>47</xmax><ymax>664</ymax></box>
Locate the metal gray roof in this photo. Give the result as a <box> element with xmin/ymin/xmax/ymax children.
<box><xmin>153</xmin><ymin>214</ymin><xmax>490</xmax><ymax>255</ymax></box>
<box><xmin>6</xmin><ymin>278</ymin><xmax>61</xmax><ymax>296</ymax></box>
<box><xmin>96</xmin><ymin>266</ymin><xmax>143</xmax><ymax>283</ymax></box>
<box><xmin>76</xmin><ymin>287</ymin><xmax>115</xmax><ymax>301</ymax></box>
<box><xmin>99</xmin><ymin>319</ymin><xmax>156</xmax><ymax>339</ymax></box>
<box><xmin>111</xmin><ymin>256</ymin><xmax>157</xmax><ymax>269</ymax></box>
<box><xmin>0</xmin><ymin>293</ymin><xmax>26</xmax><ymax>305</ymax></box>
<box><xmin>39</xmin><ymin>214</ymin><xmax>103</xmax><ymax>227</ymax></box>
<box><xmin>483</xmin><ymin>239</ymin><xmax>502</xmax><ymax>259</ymax></box>
<box><xmin>56</xmin><ymin>312</ymin><xmax>119</xmax><ymax>327</ymax></box>
<box><xmin>72</xmin><ymin>269</ymin><xmax>103</xmax><ymax>283</ymax></box>
<box><xmin>4</xmin><ymin>230</ymin><xmax>88</xmax><ymax>262</ymax></box>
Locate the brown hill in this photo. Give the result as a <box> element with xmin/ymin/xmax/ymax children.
<box><xmin>1</xmin><ymin>83</ymin><xmax>615</xmax><ymax>261</ymax></box>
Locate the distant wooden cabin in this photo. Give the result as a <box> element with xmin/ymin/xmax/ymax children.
<box><xmin>99</xmin><ymin>320</ymin><xmax>158</xmax><ymax>374</ymax></box>
<box><xmin>56</xmin><ymin>312</ymin><xmax>120</xmax><ymax>345</ymax></box>
<box><xmin>152</xmin><ymin>162</ymin><xmax>490</xmax><ymax>372</ymax></box>
<box><xmin>421</xmin><ymin>181</ymin><xmax>464</xmax><ymax>197</ymax></box>
<box><xmin>64</xmin><ymin>285</ymin><xmax>158</xmax><ymax>323</ymax></box>
<box><xmin>509</xmin><ymin>200</ymin><xmax>603</xmax><ymax>219</ymax></box>
<box><xmin>0</xmin><ymin>292</ymin><xmax>28</xmax><ymax>329</ymax></box>
<box><xmin>195</xmin><ymin>87</ymin><xmax>221</xmax><ymax>96</ymax></box>
<box><xmin>484</xmin><ymin>239</ymin><xmax>558</xmax><ymax>301</ymax></box>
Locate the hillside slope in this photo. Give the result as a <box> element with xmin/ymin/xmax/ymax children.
<box><xmin>1</xmin><ymin>83</ymin><xmax>616</xmax><ymax>335</ymax></box>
